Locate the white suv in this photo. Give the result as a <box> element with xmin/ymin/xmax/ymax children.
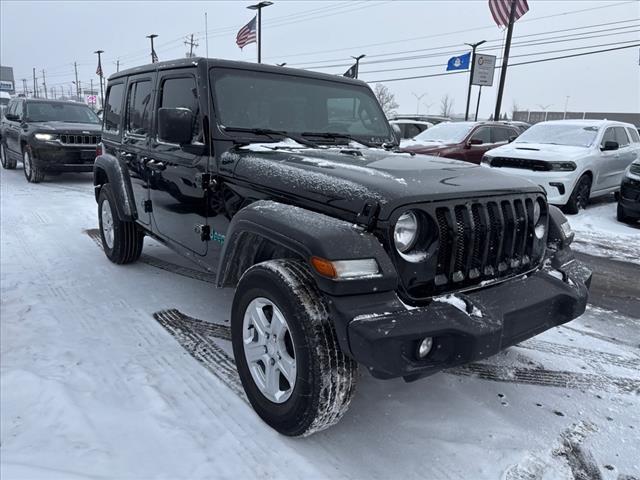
<box><xmin>481</xmin><ymin>120</ymin><xmax>640</xmax><ymax>213</ymax></box>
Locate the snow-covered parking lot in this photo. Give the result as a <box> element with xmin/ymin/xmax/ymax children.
<box><xmin>1</xmin><ymin>168</ymin><xmax>639</xmax><ymax>480</ymax></box>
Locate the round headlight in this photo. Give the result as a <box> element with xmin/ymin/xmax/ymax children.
<box><xmin>394</xmin><ymin>211</ymin><xmax>419</xmax><ymax>253</ymax></box>
<box><xmin>534</xmin><ymin>199</ymin><xmax>546</xmax><ymax>239</ymax></box>
<box><xmin>533</xmin><ymin>200</ymin><xmax>541</xmax><ymax>225</ymax></box>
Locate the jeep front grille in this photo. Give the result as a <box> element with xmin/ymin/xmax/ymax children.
<box><xmin>60</xmin><ymin>134</ymin><xmax>100</xmax><ymax>145</ymax></box>
<box><xmin>432</xmin><ymin>195</ymin><xmax>545</xmax><ymax>290</ymax></box>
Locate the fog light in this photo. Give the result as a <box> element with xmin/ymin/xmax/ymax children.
<box><xmin>417</xmin><ymin>337</ymin><xmax>433</xmax><ymax>359</ymax></box>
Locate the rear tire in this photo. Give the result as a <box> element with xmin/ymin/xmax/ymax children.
<box><xmin>231</xmin><ymin>259</ymin><xmax>358</xmax><ymax>436</ymax></box>
<box><xmin>564</xmin><ymin>174</ymin><xmax>591</xmax><ymax>215</ymax></box>
<box><xmin>23</xmin><ymin>149</ymin><xmax>45</xmax><ymax>183</ymax></box>
<box><xmin>1</xmin><ymin>143</ymin><xmax>17</xmax><ymax>169</ymax></box>
<box><xmin>98</xmin><ymin>183</ymin><xmax>144</xmax><ymax>264</ymax></box>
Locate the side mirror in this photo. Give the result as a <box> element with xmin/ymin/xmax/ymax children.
<box><xmin>391</xmin><ymin>124</ymin><xmax>402</xmax><ymax>143</ymax></box>
<box><xmin>601</xmin><ymin>141</ymin><xmax>619</xmax><ymax>151</ymax></box>
<box><xmin>158</xmin><ymin>107</ymin><xmax>194</xmax><ymax>145</ymax></box>
<box><xmin>467</xmin><ymin>138</ymin><xmax>483</xmax><ymax>147</ymax></box>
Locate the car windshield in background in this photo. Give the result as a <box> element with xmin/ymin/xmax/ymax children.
<box><xmin>514</xmin><ymin>123</ymin><xmax>599</xmax><ymax>147</ymax></box>
<box><xmin>413</xmin><ymin>122</ymin><xmax>474</xmax><ymax>143</ymax></box>
<box><xmin>26</xmin><ymin>102</ymin><xmax>100</xmax><ymax>124</ymax></box>
<box><xmin>211</xmin><ymin>68</ymin><xmax>392</xmax><ymax>143</ymax></box>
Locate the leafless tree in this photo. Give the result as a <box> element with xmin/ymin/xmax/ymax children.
<box><xmin>373</xmin><ymin>83</ymin><xmax>399</xmax><ymax>117</ymax></box>
<box><xmin>440</xmin><ymin>94</ymin><xmax>454</xmax><ymax>117</ymax></box>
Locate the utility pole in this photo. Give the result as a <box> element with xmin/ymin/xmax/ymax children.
<box><xmin>351</xmin><ymin>54</ymin><xmax>366</xmax><ymax>79</ymax></box>
<box><xmin>412</xmin><ymin>92</ymin><xmax>426</xmax><ymax>115</ymax></box>
<box><xmin>247</xmin><ymin>1</ymin><xmax>273</xmax><ymax>63</ymax></box>
<box><xmin>184</xmin><ymin>34</ymin><xmax>199</xmax><ymax>57</ymax></box>
<box><xmin>21</xmin><ymin>78</ymin><xmax>27</xmax><ymax>96</ymax></box>
<box><xmin>563</xmin><ymin>96</ymin><xmax>570</xmax><ymax>119</ymax></box>
<box><xmin>51</xmin><ymin>87</ymin><xmax>55</xmax><ymax>99</ymax></box>
<box><xmin>464</xmin><ymin>40</ymin><xmax>486</xmax><ymax>121</ymax></box>
<box><xmin>114</xmin><ymin>59</ymin><xmax>121</xmax><ymax>72</ymax></box>
<box><xmin>74</xmin><ymin>62</ymin><xmax>80</xmax><ymax>98</ymax></box>
<box><xmin>32</xmin><ymin>68</ymin><xmax>37</xmax><ymax>98</ymax></box>
<box><xmin>41</xmin><ymin>69</ymin><xmax>48</xmax><ymax>99</ymax></box>
<box><xmin>94</xmin><ymin>50</ymin><xmax>105</xmax><ymax>109</ymax></box>
<box><xmin>494</xmin><ymin>0</ymin><xmax>516</xmax><ymax>120</ymax></box>
<box><xmin>146</xmin><ymin>34</ymin><xmax>158</xmax><ymax>63</ymax></box>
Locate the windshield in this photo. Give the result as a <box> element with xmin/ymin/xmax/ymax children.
<box><xmin>26</xmin><ymin>101</ymin><xmax>100</xmax><ymax>124</ymax></box>
<box><xmin>413</xmin><ymin>122</ymin><xmax>474</xmax><ymax>143</ymax></box>
<box><xmin>211</xmin><ymin>68</ymin><xmax>392</xmax><ymax>144</ymax></box>
<box><xmin>514</xmin><ymin>123</ymin><xmax>599</xmax><ymax>147</ymax></box>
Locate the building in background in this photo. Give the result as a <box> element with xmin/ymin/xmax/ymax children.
<box><xmin>514</xmin><ymin>110</ymin><xmax>640</xmax><ymax>127</ymax></box>
<box><xmin>0</xmin><ymin>66</ymin><xmax>15</xmax><ymax>95</ymax></box>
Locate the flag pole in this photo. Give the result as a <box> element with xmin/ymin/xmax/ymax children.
<box><xmin>94</xmin><ymin>50</ymin><xmax>104</xmax><ymax>110</ymax></box>
<box><xmin>247</xmin><ymin>2</ymin><xmax>273</xmax><ymax>64</ymax></box>
<box><xmin>464</xmin><ymin>40</ymin><xmax>486</xmax><ymax>121</ymax></box>
<box><xmin>494</xmin><ymin>0</ymin><xmax>516</xmax><ymax>120</ymax></box>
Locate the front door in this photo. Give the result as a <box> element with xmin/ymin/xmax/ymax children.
<box><xmin>598</xmin><ymin>127</ymin><xmax>622</xmax><ymax>190</ymax></box>
<box><xmin>463</xmin><ymin>126</ymin><xmax>493</xmax><ymax>163</ymax></box>
<box><xmin>148</xmin><ymin>71</ymin><xmax>208</xmax><ymax>256</ymax></box>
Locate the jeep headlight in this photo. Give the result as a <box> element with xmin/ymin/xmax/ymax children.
<box><xmin>533</xmin><ymin>198</ymin><xmax>546</xmax><ymax>239</ymax></box>
<box><xmin>394</xmin><ymin>211</ymin><xmax>419</xmax><ymax>253</ymax></box>
<box><xmin>34</xmin><ymin>133</ymin><xmax>56</xmax><ymax>141</ymax></box>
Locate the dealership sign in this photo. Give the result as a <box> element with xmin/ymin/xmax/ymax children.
<box><xmin>472</xmin><ymin>54</ymin><xmax>496</xmax><ymax>87</ymax></box>
<box><xmin>0</xmin><ymin>80</ymin><xmax>14</xmax><ymax>92</ymax></box>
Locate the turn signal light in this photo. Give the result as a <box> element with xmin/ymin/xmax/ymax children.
<box><xmin>310</xmin><ymin>257</ymin><xmax>337</xmax><ymax>279</ymax></box>
<box><xmin>310</xmin><ymin>257</ymin><xmax>380</xmax><ymax>280</ymax></box>
<box><xmin>96</xmin><ymin>143</ymin><xmax>103</xmax><ymax>157</ymax></box>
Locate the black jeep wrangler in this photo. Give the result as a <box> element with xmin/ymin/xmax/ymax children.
<box><xmin>94</xmin><ymin>58</ymin><xmax>591</xmax><ymax>437</ymax></box>
<box><xmin>0</xmin><ymin>98</ymin><xmax>101</xmax><ymax>182</ymax></box>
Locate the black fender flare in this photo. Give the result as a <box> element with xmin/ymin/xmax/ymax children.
<box><xmin>216</xmin><ymin>200</ymin><xmax>398</xmax><ymax>296</ymax></box>
<box><xmin>93</xmin><ymin>154</ymin><xmax>138</xmax><ymax>221</ymax></box>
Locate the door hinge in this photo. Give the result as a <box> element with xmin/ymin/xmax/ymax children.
<box><xmin>195</xmin><ymin>173</ymin><xmax>218</xmax><ymax>191</ymax></box>
<box><xmin>195</xmin><ymin>224</ymin><xmax>211</xmax><ymax>242</ymax></box>
<box><xmin>356</xmin><ymin>201</ymin><xmax>380</xmax><ymax>230</ymax></box>
<box><xmin>143</xmin><ymin>200</ymin><xmax>153</xmax><ymax>213</ymax></box>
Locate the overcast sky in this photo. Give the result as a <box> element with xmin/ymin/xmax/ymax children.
<box><xmin>1</xmin><ymin>0</ymin><xmax>639</xmax><ymax>117</ymax></box>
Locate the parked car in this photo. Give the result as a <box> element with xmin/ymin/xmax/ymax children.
<box><xmin>400</xmin><ymin>121</ymin><xmax>520</xmax><ymax>164</ymax></box>
<box><xmin>481</xmin><ymin>120</ymin><xmax>640</xmax><ymax>214</ymax></box>
<box><xmin>0</xmin><ymin>98</ymin><xmax>101</xmax><ymax>182</ymax></box>
<box><xmin>94</xmin><ymin>58</ymin><xmax>590</xmax><ymax>437</ymax></box>
<box><xmin>389</xmin><ymin>119</ymin><xmax>433</xmax><ymax>139</ymax></box>
<box><xmin>0</xmin><ymin>91</ymin><xmax>10</xmax><ymax>118</ymax></box>
<box><xmin>507</xmin><ymin>121</ymin><xmax>531</xmax><ymax>133</ymax></box>
<box><xmin>617</xmin><ymin>158</ymin><xmax>640</xmax><ymax>224</ymax></box>
<box><xmin>390</xmin><ymin>114</ymin><xmax>451</xmax><ymax>124</ymax></box>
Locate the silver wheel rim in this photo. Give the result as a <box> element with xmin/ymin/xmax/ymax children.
<box><xmin>23</xmin><ymin>151</ymin><xmax>31</xmax><ymax>176</ymax></box>
<box><xmin>243</xmin><ymin>297</ymin><xmax>297</xmax><ymax>403</ymax></box>
<box><xmin>100</xmin><ymin>198</ymin><xmax>115</xmax><ymax>249</ymax></box>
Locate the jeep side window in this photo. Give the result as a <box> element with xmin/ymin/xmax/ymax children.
<box><xmin>104</xmin><ymin>83</ymin><xmax>125</xmax><ymax>133</ymax></box>
<box><xmin>492</xmin><ymin>127</ymin><xmax>516</xmax><ymax>143</ymax></box>
<box><xmin>627</xmin><ymin>127</ymin><xmax>640</xmax><ymax>144</ymax></box>
<box><xmin>158</xmin><ymin>77</ymin><xmax>201</xmax><ymax>144</ymax></box>
<box><xmin>600</xmin><ymin>127</ymin><xmax>616</xmax><ymax>148</ymax></box>
<box><xmin>613</xmin><ymin>127</ymin><xmax>630</xmax><ymax>147</ymax></box>
<box><xmin>125</xmin><ymin>80</ymin><xmax>152</xmax><ymax>136</ymax></box>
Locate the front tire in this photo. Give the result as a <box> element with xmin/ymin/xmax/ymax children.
<box><xmin>98</xmin><ymin>183</ymin><xmax>144</xmax><ymax>264</ymax></box>
<box><xmin>564</xmin><ymin>174</ymin><xmax>591</xmax><ymax>214</ymax></box>
<box><xmin>23</xmin><ymin>148</ymin><xmax>45</xmax><ymax>183</ymax></box>
<box><xmin>1</xmin><ymin>143</ymin><xmax>17</xmax><ymax>169</ymax></box>
<box><xmin>617</xmin><ymin>203</ymin><xmax>632</xmax><ymax>224</ymax></box>
<box><xmin>232</xmin><ymin>259</ymin><xmax>358</xmax><ymax>437</ymax></box>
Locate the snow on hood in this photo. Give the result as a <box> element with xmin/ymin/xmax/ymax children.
<box><xmin>486</xmin><ymin>142</ymin><xmax>591</xmax><ymax>161</ymax></box>
<box><xmin>227</xmin><ymin>146</ymin><xmax>543</xmax><ymax>220</ymax></box>
<box><xmin>399</xmin><ymin>138</ymin><xmax>447</xmax><ymax>150</ymax></box>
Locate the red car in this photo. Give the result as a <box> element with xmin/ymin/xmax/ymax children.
<box><xmin>400</xmin><ymin>121</ymin><xmax>520</xmax><ymax>164</ymax></box>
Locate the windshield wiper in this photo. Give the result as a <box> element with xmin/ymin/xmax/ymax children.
<box><xmin>301</xmin><ymin>132</ymin><xmax>379</xmax><ymax>149</ymax></box>
<box><xmin>222</xmin><ymin>127</ymin><xmax>318</xmax><ymax>148</ymax></box>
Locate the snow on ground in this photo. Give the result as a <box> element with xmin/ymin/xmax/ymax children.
<box><xmin>567</xmin><ymin>194</ymin><xmax>640</xmax><ymax>265</ymax></box>
<box><xmin>1</xmin><ymin>168</ymin><xmax>639</xmax><ymax>479</ymax></box>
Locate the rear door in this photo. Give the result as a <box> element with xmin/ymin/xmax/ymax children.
<box><xmin>122</xmin><ymin>73</ymin><xmax>155</xmax><ymax>226</ymax></box>
<box><xmin>613</xmin><ymin>127</ymin><xmax>635</xmax><ymax>175</ymax></box>
<box><xmin>147</xmin><ymin>70</ymin><xmax>208</xmax><ymax>255</ymax></box>
<box><xmin>4</xmin><ymin>100</ymin><xmax>22</xmax><ymax>155</ymax></box>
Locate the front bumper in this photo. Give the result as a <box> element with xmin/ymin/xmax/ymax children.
<box><xmin>327</xmin><ymin>251</ymin><xmax>591</xmax><ymax>380</ymax></box>
<box><xmin>31</xmin><ymin>143</ymin><xmax>96</xmax><ymax>172</ymax></box>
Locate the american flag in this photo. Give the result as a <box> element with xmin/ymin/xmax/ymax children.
<box><xmin>236</xmin><ymin>16</ymin><xmax>257</xmax><ymax>49</ymax></box>
<box><xmin>96</xmin><ymin>58</ymin><xmax>103</xmax><ymax>77</ymax></box>
<box><xmin>488</xmin><ymin>0</ymin><xmax>529</xmax><ymax>28</ymax></box>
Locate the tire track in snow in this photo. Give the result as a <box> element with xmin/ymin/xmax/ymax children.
<box><xmin>85</xmin><ymin>228</ymin><xmax>217</xmax><ymax>284</ymax></box>
<box><xmin>520</xmin><ymin>339</ymin><xmax>640</xmax><ymax>370</ymax></box>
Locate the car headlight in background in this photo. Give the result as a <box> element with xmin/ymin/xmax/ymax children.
<box><xmin>394</xmin><ymin>211</ymin><xmax>419</xmax><ymax>253</ymax></box>
<box><xmin>34</xmin><ymin>133</ymin><xmax>56</xmax><ymax>141</ymax></box>
<box><xmin>548</xmin><ymin>161</ymin><xmax>576</xmax><ymax>171</ymax></box>
<box><xmin>534</xmin><ymin>198</ymin><xmax>546</xmax><ymax>239</ymax></box>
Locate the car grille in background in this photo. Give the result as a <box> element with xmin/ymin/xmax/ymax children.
<box><xmin>489</xmin><ymin>157</ymin><xmax>551</xmax><ymax>171</ymax></box>
<box><xmin>621</xmin><ymin>178</ymin><xmax>640</xmax><ymax>201</ymax></box>
<box><xmin>630</xmin><ymin>163</ymin><xmax>640</xmax><ymax>176</ymax></box>
<box><xmin>60</xmin><ymin>134</ymin><xmax>100</xmax><ymax>145</ymax></box>
<box><xmin>433</xmin><ymin>196</ymin><xmax>543</xmax><ymax>290</ymax></box>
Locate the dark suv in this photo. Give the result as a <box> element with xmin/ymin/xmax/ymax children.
<box><xmin>94</xmin><ymin>58</ymin><xmax>590</xmax><ymax>437</ymax></box>
<box><xmin>0</xmin><ymin>98</ymin><xmax>101</xmax><ymax>182</ymax></box>
<box><xmin>400</xmin><ymin>121</ymin><xmax>520</xmax><ymax>164</ymax></box>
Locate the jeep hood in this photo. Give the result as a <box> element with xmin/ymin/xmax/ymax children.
<box><xmin>486</xmin><ymin>142</ymin><xmax>591</xmax><ymax>161</ymax></box>
<box><xmin>32</xmin><ymin>121</ymin><xmax>101</xmax><ymax>132</ymax></box>
<box><xmin>228</xmin><ymin>146</ymin><xmax>542</xmax><ymax>220</ymax></box>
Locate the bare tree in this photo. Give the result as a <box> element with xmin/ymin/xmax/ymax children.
<box><xmin>373</xmin><ymin>83</ymin><xmax>399</xmax><ymax>117</ymax></box>
<box><xmin>440</xmin><ymin>94</ymin><xmax>454</xmax><ymax>117</ymax></box>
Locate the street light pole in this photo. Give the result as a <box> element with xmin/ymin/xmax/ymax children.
<box><xmin>146</xmin><ymin>34</ymin><xmax>158</xmax><ymax>63</ymax></box>
<box><xmin>247</xmin><ymin>1</ymin><xmax>273</xmax><ymax>63</ymax></box>
<box><xmin>351</xmin><ymin>54</ymin><xmax>366</xmax><ymax>79</ymax></box>
<box><xmin>464</xmin><ymin>40</ymin><xmax>486</xmax><ymax>121</ymax></box>
<box><xmin>412</xmin><ymin>92</ymin><xmax>426</xmax><ymax>114</ymax></box>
